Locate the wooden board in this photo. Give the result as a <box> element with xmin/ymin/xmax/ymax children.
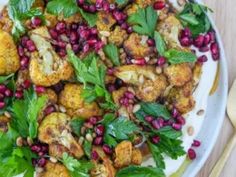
<box><xmin>197</xmin><ymin>0</ymin><xmax>236</xmax><ymax>177</ymax></box>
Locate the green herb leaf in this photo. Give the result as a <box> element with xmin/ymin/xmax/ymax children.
<box><xmin>78</xmin><ymin>8</ymin><xmax>97</xmax><ymax>27</ymax></box>
<box><xmin>164</xmin><ymin>49</ymin><xmax>197</xmax><ymax>64</ymax></box>
<box><xmin>103</xmin><ymin>44</ymin><xmax>121</xmax><ymax>66</ymax></box>
<box><xmin>154</xmin><ymin>31</ymin><xmax>166</xmax><ymax>56</ymax></box>
<box><xmin>67</xmin><ymin>49</ymin><xmax>116</xmax><ymax>110</ymax></box>
<box><xmin>83</xmin><ymin>140</ymin><xmax>92</xmax><ymax>158</ymax></box>
<box><xmin>179</xmin><ymin>13</ymin><xmax>199</xmax><ymax>25</ymax></box>
<box><xmin>116</xmin><ymin>165</ymin><xmax>165</xmax><ymax>177</ymax></box>
<box><xmin>0</xmin><ymin>74</ymin><xmax>14</xmax><ymax>84</ymax></box>
<box><xmin>158</xmin><ymin>126</ymin><xmax>182</xmax><ymax>139</ymax></box>
<box><xmin>128</xmin><ymin>6</ymin><xmax>158</xmax><ymax>37</ymax></box>
<box><xmin>61</xmin><ymin>152</ymin><xmax>93</xmax><ymax>177</ymax></box>
<box><xmin>139</xmin><ymin>102</ymin><xmax>171</xmax><ymax>120</ymax></box>
<box><xmin>70</xmin><ymin>118</ymin><xmax>85</xmax><ymax>137</ymax></box>
<box><xmin>102</xmin><ymin>115</ymin><xmax>139</xmax><ymax>147</ymax></box>
<box><xmin>11</xmin><ymin>87</ymin><xmax>47</xmax><ymax>139</ymax></box>
<box><xmin>148</xmin><ymin>142</ymin><xmax>165</xmax><ymax>169</ymax></box>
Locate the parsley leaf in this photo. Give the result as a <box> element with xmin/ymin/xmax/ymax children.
<box><xmin>164</xmin><ymin>49</ymin><xmax>197</xmax><ymax>64</ymax></box>
<box><xmin>70</xmin><ymin>118</ymin><xmax>85</xmax><ymax>137</ymax></box>
<box><xmin>61</xmin><ymin>152</ymin><xmax>93</xmax><ymax>177</ymax></box>
<box><xmin>8</xmin><ymin>0</ymin><xmax>44</xmax><ymax>41</ymax></box>
<box><xmin>115</xmin><ymin>0</ymin><xmax>129</xmax><ymax>7</ymax></box>
<box><xmin>154</xmin><ymin>31</ymin><xmax>166</xmax><ymax>56</ymax></box>
<box><xmin>0</xmin><ymin>74</ymin><xmax>14</xmax><ymax>84</ymax></box>
<box><xmin>148</xmin><ymin>141</ymin><xmax>165</xmax><ymax>169</ymax></box>
<box><xmin>46</xmin><ymin>0</ymin><xmax>97</xmax><ymax>27</ymax></box>
<box><xmin>101</xmin><ymin>114</ymin><xmax>139</xmax><ymax>147</ymax></box>
<box><xmin>11</xmin><ymin>87</ymin><xmax>47</xmax><ymax>139</ymax></box>
<box><xmin>178</xmin><ymin>2</ymin><xmax>212</xmax><ymax>37</ymax></box>
<box><xmin>83</xmin><ymin>140</ymin><xmax>92</xmax><ymax>158</ymax></box>
<box><xmin>128</xmin><ymin>6</ymin><xmax>158</xmax><ymax>37</ymax></box>
<box><xmin>116</xmin><ymin>165</ymin><xmax>165</xmax><ymax>177</ymax></box>
<box><xmin>103</xmin><ymin>43</ymin><xmax>120</xmax><ymax>66</ymax></box>
<box><xmin>67</xmin><ymin>50</ymin><xmax>116</xmax><ymax>110</ymax></box>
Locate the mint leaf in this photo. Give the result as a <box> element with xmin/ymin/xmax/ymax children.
<box><xmin>164</xmin><ymin>49</ymin><xmax>197</xmax><ymax>64</ymax></box>
<box><xmin>0</xmin><ymin>74</ymin><xmax>14</xmax><ymax>84</ymax></box>
<box><xmin>11</xmin><ymin>87</ymin><xmax>47</xmax><ymax>139</ymax></box>
<box><xmin>61</xmin><ymin>152</ymin><xmax>93</xmax><ymax>177</ymax></box>
<box><xmin>128</xmin><ymin>6</ymin><xmax>158</xmax><ymax>37</ymax></box>
<box><xmin>154</xmin><ymin>31</ymin><xmax>166</xmax><ymax>56</ymax></box>
<box><xmin>139</xmin><ymin>102</ymin><xmax>171</xmax><ymax>120</ymax></box>
<box><xmin>103</xmin><ymin>43</ymin><xmax>120</xmax><ymax>66</ymax></box>
<box><xmin>116</xmin><ymin>165</ymin><xmax>165</xmax><ymax>177</ymax></box>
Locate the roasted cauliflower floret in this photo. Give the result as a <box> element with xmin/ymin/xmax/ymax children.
<box><xmin>114</xmin><ymin>141</ymin><xmax>133</xmax><ymax>168</ymax></box>
<box><xmin>164</xmin><ymin>63</ymin><xmax>192</xmax><ymax>87</ymax></box>
<box><xmin>124</xmin><ymin>33</ymin><xmax>153</xmax><ymax>58</ymax></box>
<box><xmin>29</xmin><ymin>27</ymin><xmax>73</xmax><ymax>87</ymax></box>
<box><xmin>96</xmin><ymin>12</ymin><xmax>116</xmax><ymax>31</ymax></box>
<box><xmin>38</xmin><ymin>89</ymin><xmax>58</xmax><ymax>104</ymax></box>
<box><xmin>59</xmin><ymin>84</ymin><xmax>101</xmax><ymax>119</ymax></box>
<box><xmin>135</xmin><ymin>74</ymin><xmax>168</xmax><ymax>102</ymax></box>
<box><xmin>49</xmin><ymin>143</ymin><xmax>71</xmax><ymax>159</ymax></box>
<box><xmin>0</xmin><ymin>30</ymin><xmax>20</xmax><ymax>75</ymax></box>
<box><xmin>38</xmin><ymin>162</ymin><xmax>70</xmax><ymax>177</ymax></box>
<box><xmin>114</xmin><ymin>65</ymin><xmax>156</xmax><ymax>85</ymax></box>
<box><xmin>0</xmin><ymin>7</ymin><xmax>13</xmax><ymax>33</ymax></box>
<box><xmin>112</xmin><ymin>87</ymin><xmax>127</xmax><ymax>105</ymax></box>
<box><xmin>131</xmin><ymin>148</ymin><xmax>142</xmax><ymax>165</ymax></box>
<box><xmin>108</xmin><ymin>26</ymin><xmax>128</xmax><ymax>46</ymax></box>
<box><xmin>38</xmin><ymin>112</ymin><xmax>84</xmax><ymax>158</ymax></box>
<box><xmin>157</xmin><ymin>15</ymin><xmax>183</xmax><ymax>49</ymax></box>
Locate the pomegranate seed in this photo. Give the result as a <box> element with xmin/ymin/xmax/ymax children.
<box><xmin>127</xmin><ymin>26</ymin><xmax>133</xmax><ymax>34</ymax></box>
<box><xmin>103</xmin><ymin>144</ymin><xmax>113</xmax><ymax>155</ymax></box>
<box><xmin>71</xmin><ymin>23</ymin><xmax>78</xmax><ymax>30</ymax></box>
<box><xmin>172</xmin><ymin>123</ymin><xmax>182</xmax><ymax>130</ymax></box>
<box><xmin>87</xmin><ymin>39</ymin><xmax>98</xmax><ymax>46</ymax></box>
<box><xmin>157</xmin><ymin>56</ymin><xmax>166</xmax><ymax>66</ymax></box>
<box><xmin>56</xmin><ymin>22</ymin><xmax>66</xmax><ymax>34</ymax></box>
<box><xmin>94</xmin><ymin>41</ymin><xmax>104</xmax><ymax>52</ymax></box>
<box><xmin>188</xmin><ymin>148</ymin><xmax>196</xmax><ymax>160</ymax></box>
<box><xmin>18</xmin><ymin>45</ymin><xmax>24</xmax><ymax>57</ymax></box>
<box><xmin>102</xmin><ymin>2</ymin><xmax>110</xmax><ymax>11</ymax></box>
<box><xmin>180</xmin><ymin>28</ymin><xmax>192</xmax><ymax>38</ymax></box>
<box><xmin>203</xmin><ymin>33</ymin><xmax>211</xmax><ymax>46</ymax></box>
<box><xmin>192</xmin><ymin>140</ymin><xmax>201</xmax><ymax>147</ymax></box>
<box><xmin>172</xmin><ymin>108</ymin><xmax>179</xmax><ymax>118</ymax></box>
<box><xmin>72</xmin><ymin>44</ymin><xmax>80</xmax><ymax>53</ymax></box>
<box><xmin>197</xmin><ymin>55</ymin><xmax>208</xmax><ymax>63</ymax></box>
<box><xmin>95</xmin><ymin>125</ymin><xmax>105</xmax><ymax>136</ymax></box>
<box><xmin>58</xmin><ymin>49</ymin><xmax>67</xmax><ymax>57</ymax></box>
<box><xmin>41</xmin><ymin>145</ymin><xmax>49</xmax><ymax>153</ymax></box>
<box><xmin>26</xmin><ymin>40</ymin><xmax>36</xmax><ymax>52</ymax></box>
<box><xmin>151</xmin><ymin>119</ymin><xmax>161</xmax><ymax>129</ymax></box>
<box><xmin>194</xmin><ymin>35</ymin><xmax>204</xmax><ymax>48</ymax></box>
<box><xmin>21</xmin><ymin>36</ymin><xmax>29</xmax><ymax>47</ymax></box>
<box><xmin>31</xmin><ymin>145</ymin><xmax>41</xmax><ymax>153</ymax></box>
<box><xmin>208</xmin><ymin>31</ymin><xmax>216</xmax><ymax>43</ymax></box>
<box><xmin>211</xmin><ymin>42</ymin><xmax>220</xmax><ymax>60</ymax></box>
<box><xmin>132</xmin><ymin>58</ymin><xmax>146</xmax><ymax>65</ymax></box>
<box><xmin>93</xmin><ymin>136</ymin><xmax>103</xmax><ymax>145</ymax></box>
<box><xmin>119</xmin><ymin>97</ymin><xmax>129</xmax><ymax>106</ymax></box>
<box><xmin>31</xmin><ymin>17</ymin><xmax>42</xmax><ymax>27</ymax></box>
<box><xmin>89</xmin><ymin>117</ymin><xmax>98</xmax><ymax>125</ymax></box>
<box><xmin>35</xmin><ymin>86</ymin><xmax>46</xmax><ymax>94</ymax></box>
<box><xmin>107</xmin><ymin>84</ymin><xmax>116</xmax><ymax>92</ymax></box>
<box><xmin>15</xmin><ymin>91</ymin><xmax>23</xmax><ymax>99</ymax></box>
<box><xmin>88</xmin><ymin>5</ymin><xmax>96</xmax><ymax>13</ymax></box>
<box><xmin>158</xmin><ymin>118</ymin><xmax>164</xmax><ymax>127</ymax></box>
<box><xmin>0</xmin><ymin>101</ymin><xmax>5</xmax><ymax>109</ymax></box>
<box><xmin>83</xmin><ymin>4</ymin><xmax>89</xmax><ymax>11</ymax></box>
<box><xmin>199</xmin><ymin>46</ymin><xmax>209</xmax><ymax>52</ymax></box>
<box><xmin>153</xmin><ymin>1</ymin><xmax>166</xmax><ymax>10</ymax></box>
<box><xmin>90</xmin><ymin>28</ymin><xmax>98</xmax><ymax>36</ymax></box>
<box><xmin>124</xmin><ymin>91</ymin><xmax>134</xmax><ymax>99</ymax></box>
<box><xmin>79</xmin><ymin>29</ymin><xmax>90</xmax><ymax>39</ymax></box>
<box><xmin>91</xmin><ymin>150</ymin><xmax>99</xmax><ymax>160</ymax></box>
<box><xmin>32</xmin><ymin>158</ymin><xmax>38</xmax><ymax>166</ymax></box>
<box><xmin>0</xmin><ymin>93</ymin><xmax>4</xmax><ymax>101</ymax></box>
<box><xmin>56</xmin><ymin>41</ymin><xmax>66</xmax><ymax>48</ymax></box>
<box><xmin>147</xmin><ymin>38</ymin><xmax>155</xmax><ymax>47</ymax></box>
<box><xmin>145</xmin><ymin>116</ymin><xmax>154</xmax><ymax>123</ymax></box>
<box><xmin>83</xmin><ymin>44</ymin><xmax>90</xmax><ymax>53</ymax></box>
<box><xmin>112</xmin><ymin>11</ymin><xmax>123</xmax><ymax>21</ymax></box>
<box><xmin>77</xmin><ymin>0</ymin><xmax>84</xmax><ymax>5</ymax></box>
<box><xmin>38</xmin><ymin>151</ymin><xmax>44</xmax><ymax>157</ymax></box>
<box><xmin>109</xmin><ymin>4</ymin><xmax>116</xmax><ymax>11</ymax></box>
<box><xmin>22</xmin><ymin>80</ymin><xmax>31</xmax><ymax>89</ymax></box>
<box><xmin>176</xmin><ymin>115</ymin><xmax>186</xmax><ymax>125</ymax></box>
<box><xmin>0</xmin><ymin>85</ymin><xmax>7</xmax><ymax>93</ymax></box>
<box><xmin>180</xmin><ymin>36</ymin><xmax>192</xmax><ymax>47</ymax></box>
<box><xmin>20</xmin><ymin>56</ymin><xmax>29</xmax><ymax>69</ymax></box>
<box><xmin>49</xmin><ymin>29</ymin><xmax>58</xmax><ymax>39</ymax></box>
<box><xmin>107</xmin><ymin>68</ymin><xmax>115</xmax><ymax>75</ymax></box>
<box><xmin>152</xmin><ymin>136</ymin><xmax>160</xmax><ymax>144</ymax></box>
<box><xmin>44</xmin><ymin>105</ymin><xmax>56</xmax><ymax>116</ymax></box>
<box><xmin>4</xmin><ymin>89</ymin><xmax>12</xmax><ymax>97</ymax></box>
<box><xmin>121</xmin><ymin>22</ymin><xmax>129</xmax><ymax>30</ymax></box>
<box><xmin>38</xmin><ymin>158</ymin><xmax>47</xmax><ymax>167</ymax></box>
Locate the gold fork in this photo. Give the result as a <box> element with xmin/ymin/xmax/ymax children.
<box><xmin>209</xmin><ymin>79</ymin><xmax>236</xmax><ymax>177</ymax></box>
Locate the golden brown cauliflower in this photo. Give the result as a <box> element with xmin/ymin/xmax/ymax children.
<box><xmin>0</xmin><ymin>7</ymin><xmax>13</xmax><ymax>33</ymax></box>
<box><xmin>131</xmin><ymin>148</ymin><xmax>142</xmax><ymax>165</ymax></box>
<box><xmin>126</xmin><ymin>0</ymin><xmax>154</xmax><ymax>15</ymax></box>
<box><xmin>164</xmin><ymin>63</ymin><xmax>192</xmax><ymax>87</ymax></box>
<box><xmin>0</xmin><ymin>30</ymin><xmax>20</xmax><ymax>75</ymax></box>
<box><xmin>38</xmin><ymin>112</ymin><xmax>84</xmax><ymax>158</ymax></box>
<box><xmin>38</xmin><ymin>89</ymin><xmax>58</xmax><ymax>104</ymax></box>
<box><xmin>135</xmin><ymin>74</ymin><xmax>168</xmax><ymax>102</ymax></box>
<box><xmin>157</xmin><ymin>15</ymin><xmax>183</xmax><ymax>49</ymax></box>
<box><xmin>49</xmin><ymin>143</ymin><xmax>72</xmax><ymax>159</ymax></box>
<box><xmin>96</xmin><ymin>12</ymin><xmax>116</xmax><ymax>31</ymax></box>
<box><xmin>108</xmin><ymin>26</ymin><xmax>128</xmax><ymax>46</ymax></box>
<box><xmin>0</xmin><ymin>115</ymin><xmax>10</xmax><ymax>132</ymax></box>
<box><xmin>124</xmin><ymin>33</ymin><xmax>153</xmax><ymax>58</ymax></box>
<box><xmin>114</xmin><ymin>141</ymin><xmax>133</xmax><ymax>168</ymax></box>
<box><xmin>59</xmin><ymin>83</ymin><xmax>101</xmax><ymax>119</ymax></box>
<box><xmin>29</xmin><ymin>27</ymin><xmax>73</xmax><ymax>86</ymax></box>
<box><xmin>38</xmin><ymin>162</ymin><xmax>70</xmax><ymax>177</ymax></box>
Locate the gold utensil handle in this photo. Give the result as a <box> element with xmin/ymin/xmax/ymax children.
<box><xmin>209</xmin><ymin>134</ymin><xmax>236</xmax><ymax>177</ymax></box>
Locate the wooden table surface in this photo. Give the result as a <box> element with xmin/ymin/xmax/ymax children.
<box><xmin>197</xmin><ymin>0</ymin><xmax>236</xmax><ymax>177</ymax></box>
